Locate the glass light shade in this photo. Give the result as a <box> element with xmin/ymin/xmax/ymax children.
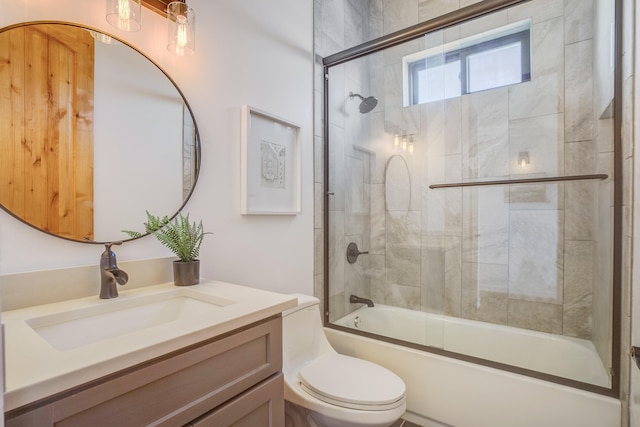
<box><xmin>167</xmin><ymin>1</ymin><xmax>196</xmax><ymax>56</ymax></box>
<box><xmin>89</xmin><ymin>30</ymin><xmax>120</xmax><ymax>45</ymax></box>
<box><xmin>518</xmin><ymin>151</ymin><xmax>530</xmax><ymax>167</ymax></box>
<box><xmin>106</xmin><ymin>0</ymin><xmax>142</xmax><ymax>32</ymax></box>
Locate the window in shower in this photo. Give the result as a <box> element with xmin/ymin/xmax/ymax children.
<box><xmin>323</xmin><ymin>0</ymin><xmax>618</xmax><ymax>396</ymax></box>
<box><xmin>403</xmin><ymin>19</ymin><xmax>531</xmax><ymax>106</ymax></box>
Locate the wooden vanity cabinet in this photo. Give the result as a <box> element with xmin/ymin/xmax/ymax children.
<box><xmin>6</xmin><ymin>316</ymin><xmax>285</xmax><ymax>427</ymax></box>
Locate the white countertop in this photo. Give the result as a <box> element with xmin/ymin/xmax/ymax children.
<box><xmin>2</xmin><ymin>280</ymin><xmax>297</xmax><ymax>411</ymax></box>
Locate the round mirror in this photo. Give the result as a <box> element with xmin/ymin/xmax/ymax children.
<box><xmin>0</xmin><ymin>22</ymin><xmax>200</xmax><ymax>243</ymax></box>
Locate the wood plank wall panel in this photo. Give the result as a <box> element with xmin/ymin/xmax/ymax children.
<box><xmin>71</xmin><ymin>27</ymin><xmax>94</xmax><ymax>242</ymax></box>
<box><xmin>0</xmin><ymin>24</ymin><xmax>94</xmax><ymax>240</ymax></box>
<box><xmin>23</xmin><ymin>27</ymin><xmax>48</xmax><ymax>230</ymax></box>
<box><xmin>0</xmin><ymin>29</ymin><xmax>26</xmax><ymax>217</ymax></box>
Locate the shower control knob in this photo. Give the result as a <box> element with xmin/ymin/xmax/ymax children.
<box><xmin>346</xmin><ymin>242</ymin><xmax>369</xmax><ymax>264</ymax></box>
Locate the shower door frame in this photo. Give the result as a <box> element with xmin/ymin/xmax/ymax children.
<box><xmin>322</xmin><ymin>0</ymin><xmax>623</xmax><ymax>398</ymax></box>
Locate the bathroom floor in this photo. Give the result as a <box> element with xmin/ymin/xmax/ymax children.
<box><xmin>392</xmin><ymin>419</ymin><xmax>423</xmax><ymax>427</ymax></box>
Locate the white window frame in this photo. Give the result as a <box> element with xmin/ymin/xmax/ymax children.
<box><xmin>402</xmin><ymin>19</ymin><xmax>532</xmax><ymax>106</ymax></box>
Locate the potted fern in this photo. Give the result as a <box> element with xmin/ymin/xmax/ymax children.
<box><xmin>124</xmin><ymin>212</ymin><xmax>211</xmax><ymax>286</ymax></box>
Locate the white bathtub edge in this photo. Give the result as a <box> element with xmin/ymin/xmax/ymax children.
<box><xmin>325</xmin><ymin>328</ymin><xmax>621</xmax><ymax>427</ymax></box>
<box><xmin>402</xmin><ymin>411</ymin><xmax>452</xmax><ymax>427</ymax></box>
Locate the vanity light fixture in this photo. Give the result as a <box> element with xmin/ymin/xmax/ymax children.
<box><xmin>393</xmin><ymin>133</ymin><xmax>415</xmax><ymax>154</ymax></box>
<box><xmin>106</xmin><ymin>0</ymin><xmax>142</xmax><ymax>32</ymax></box>
<box><xmin>518</xmin><ymin>151</ymin><xmax>530</xmax><ymax>167</ymax></box>
<box><xmin>167</xmin><ymin>0</ymin><xmax>196</xmax><ymax>56</ymax></box>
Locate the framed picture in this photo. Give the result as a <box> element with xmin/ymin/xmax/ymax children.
<box><xmin>241</xmin><ymin>106</ymin><xmax>301</xmax><ymax>215</ymax></box>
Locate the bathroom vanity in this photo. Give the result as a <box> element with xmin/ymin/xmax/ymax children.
<box><xmin>3</xmin><ymin>281</ymin><xmax>296</xmax><ymax>426</ymax></box>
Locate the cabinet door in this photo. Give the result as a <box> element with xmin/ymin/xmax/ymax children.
<box><xmin>190</xmin><ymin>373</ymin><xmax>284</xmax><ymax>427</ymax></box>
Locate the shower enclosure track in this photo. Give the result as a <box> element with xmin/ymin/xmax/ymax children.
<box><xmin>429</xmin><ymin>174</ymin><xmax>608</xmax><ymax>189</ymax></box>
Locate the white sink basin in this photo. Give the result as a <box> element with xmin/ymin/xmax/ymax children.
<box><xmin>26</xmin><ymin>289</ymin><xmax>233</xmax><ymax>351</ymax></box>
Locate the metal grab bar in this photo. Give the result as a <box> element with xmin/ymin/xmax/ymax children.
<box><xmin>428</xmin><ymin>174</ymin><xmax>608</xmax><ymax>189</ymax></box>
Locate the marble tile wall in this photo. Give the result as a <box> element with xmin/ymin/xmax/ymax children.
<box><xmin>315</xmin><ymin>0</ymin><xmax>614</xmax><ymax>345</ymax></box>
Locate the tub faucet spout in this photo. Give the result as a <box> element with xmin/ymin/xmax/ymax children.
<box><xmin>99</xmin><ymin>242</ymin><xmax>129</xmax><ymax>299</ymax></box>
<box><xmin>350</xmin><ymin>294</ymin><xmax>374</xmax><ymax>307</ymax></box>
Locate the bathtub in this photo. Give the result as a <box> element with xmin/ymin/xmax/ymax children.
<box><xmin>332</xmin><ymin>304</ymin><xmax>609</xmax><ymax>386</ymax></box>
<box><xmin>328</xmin><ymin>304</ymin><xmax>620</xmax><ymax>427</ymax></box>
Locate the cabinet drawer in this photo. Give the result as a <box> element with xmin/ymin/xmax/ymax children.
<box><xmin>7</xmin><ymin>316</ymin><xmax>282</xmax><ymax>427</ymax></box>
<box><xmin>189</xmin><ymin>373</ymin><xmax>284</xmax><ymax>427</ymax></box>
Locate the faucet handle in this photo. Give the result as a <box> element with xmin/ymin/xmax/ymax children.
<box><xmin>104</xmin><ymin>241</ymin><xmax>123</xmax><ymax>251</ymax></box>
<box><xmin>346</xmin><ymin>242</ymin><xmax>368</xmax><ymax>264</ymax></box>
<box><xmin>101</xmin><ymin>241</ymin><xmax>123</xmax><ymax>269</ymax></box>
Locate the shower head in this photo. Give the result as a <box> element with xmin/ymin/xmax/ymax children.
<box><xmin>349</xmin><ymin>91</ymin><xmax>378</xmax><ymax>114</ymax></box>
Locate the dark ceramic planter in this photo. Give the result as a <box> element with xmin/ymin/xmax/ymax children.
<box><xmin>173</xmin><ymin>260</ymin><xmax>200</xmax><ymax>286</ymax></box>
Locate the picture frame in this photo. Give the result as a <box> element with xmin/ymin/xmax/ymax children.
<box><xmin>240</xmin><ymin>105</ymin><xmax>301</xmax><ymax>215</ymax></box>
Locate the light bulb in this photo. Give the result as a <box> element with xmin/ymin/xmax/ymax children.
<box><xmin>517</xmin><ymin>151</ymin><xmax>530</xmax><ymax>167</ymax></box>
<box><xmin>106</xmin><ymin>0</ymin><xmax>141</xmax><ymax>32</ymax></box>
<box><xmin>176</xmin><ymin>15</ymin><xmax>188</xmax><ymax>48</ymax></box>
<box><xmin>119</xmin><ymin>0</ymin><xmax>131</xmax><ymax>21</ymax></box>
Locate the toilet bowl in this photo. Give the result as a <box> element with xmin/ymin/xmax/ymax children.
<box><xmin>282</xmin><ymin>294</ymin><xmax>406</xmax><ymax>427</ymax></box>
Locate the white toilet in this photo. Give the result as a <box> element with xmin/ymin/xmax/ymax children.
<box><xmin>282</xmin><ymin>294</ymin><xmax>406</xmax><ymax>427</ymax></box>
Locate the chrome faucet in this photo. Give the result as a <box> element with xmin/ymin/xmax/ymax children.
<box><xmin>350</xmin><ymin>294</ymin><xmax>374</xmax><ymax>307</ymax></box>
<box><xmin>99</xmin><ymin>242</ymin><xmax>129</xmax><ymax>299</ymax></box>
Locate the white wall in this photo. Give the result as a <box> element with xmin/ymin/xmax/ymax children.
<box><xmin>0</xmin><ymin>0</ymin><xmax>314</xmax><ymax>296</ymax></box>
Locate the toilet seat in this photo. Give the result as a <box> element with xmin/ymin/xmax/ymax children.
<box><xmin>298</xmin><ymin>353</ymin><xmax>405</xmax><ymax>411</ymax></box>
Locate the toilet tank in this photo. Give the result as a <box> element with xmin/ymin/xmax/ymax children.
<box><xmin>282</xmin><ymin>295</ymin><xmax>335</xmax><ymax>375</ymax></box>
